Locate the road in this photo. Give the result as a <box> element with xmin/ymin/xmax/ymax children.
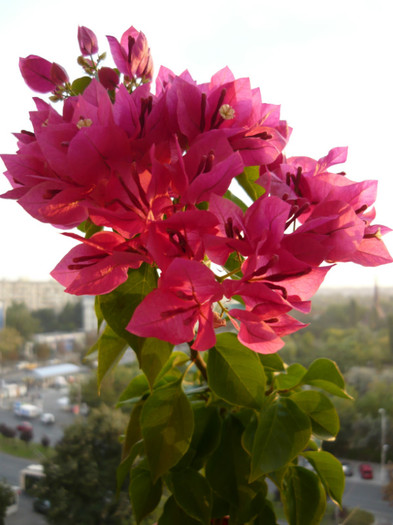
<box><xmin>0</xmin><ymin>386</ymin><xmax>78</xmax><ymax>446</ymax></box>
<box><xmin>344</xmin><ymin>475</ymin><xmax>393</xmax><ymax>524</ymax></box>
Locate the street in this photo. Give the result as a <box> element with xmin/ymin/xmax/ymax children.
<box><xmin>0</xmin><ymin>386</ymin><xmax>78</xmax><ymax>446</ymax></box>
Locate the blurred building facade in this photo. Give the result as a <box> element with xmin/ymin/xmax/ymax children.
<box><xmin>0</xmin><ymin>279</ymin><xmax>95</xmax><ymax>332</ymax></box>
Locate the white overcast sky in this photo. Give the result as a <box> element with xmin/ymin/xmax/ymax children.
<box><xmin>0</xmin><ymin>0</ymin><xmax>392</xmax><ymax>289</ymax></box>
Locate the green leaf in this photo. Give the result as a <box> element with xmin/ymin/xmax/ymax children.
<box><xmin>301</xmin><ymin>358</ymin><xmax>353</xmax><ymax>399</ymax></box>
<box><xmin>275</xmin><ymin>363</ymin><xmax>307</xmax><ymax>391</ymax></box>
<box><xmin>141</xmin><ymin>379</ymin><xmax>194</xmax><ymax>482</ymax></box>
<box><xmin>153</xmin><ymin>351</ymin><xmax>190</xmax><ymax>389</ymax></box>
<box><xmin>259</xmin><ymin>353</ymin><xmax>285</xmax><ymax>372</ymax></box>
<box><xmin>99</xmin><ymin>264</ymin><xmax>157</xmax><ymax>348</ymax></box>
<box><xmin>205</xmin><ymin>415</ymin><xmax>250</xmax><ymax>507</ymax></box>
<box><xmin>291</xmin><ymin>390</ymin><xmax>340</xmax><ymax>440</ymax></box>
<box><xmin>97</xmin><ymin>325</ymin><xmax>127</xmax><ymax>390</ymax></box>
<box><xmin>253</xmin><ymin>500</ymin><xmax>279</xmax><ymax>525</ymax></box>
<box><xmin>223</xmin><ymin>188</ymin><xmax>248</xmax><ymax>212</ymax></box>
<box><xmin>282</xmin><ymin>466</ymin><xmax>326</xmax><ymax>525</ymax></box>
<box><xmin>71</xmin><ymin>76</ymin><xmax>92</xmax><ymax>94</ymax></box>
<box><xmin>158</xmin><ymin>496</ymin><xmax>201</xmax><ymax>525</ymax></box>
<box><xmin>207</xmin><ymin>333</ymin><xmax>266</xmax><ymax>409</ymax></box>
<box><xmin>250</xmin><ymin>398</ymin><xmax>311</xmax><ymax>480</ymax></box>
<box><xmin>99</xmin><ymin>265</ymin><xmax>172</xmax><ymax>385</ymax></box>
<box><xmin>236</xmin><ymin>166</ymin><xmax>265</xmax><ymax>201</ymax></box>
<box><xmin>138</xmin><ymin>337</ymin><xmax>173</xmax><ymax>387</ymax></box>
<box><xmin>129</xmin><ymin>462</ymin><xmax>162</xmax><ymax>524</ymax></box>
<box><xmin>302</xmin><ymin>451</ymin><xmax>345</xmax><ymax>506</ymax></box>
<box><xmin>117</xmin><ymin>373</ymin><xmax>150</xmax><ymax>405</ymax></box>
<box><xmin>122</xmin><ymin>401</ymin><xmax>143</xmax><ymax>460</ymax></box>
<box><xmin>77</xmin><ymin>218</ymin><xmax>103</xmax><ymax>238</ymax></box>
<box><xmin>177</xmin><ymin>405</ymin><xmax>222</xmax><ymax>470</ymax></box>
<box><xmin>242</xmin><ymin>413</ymin><xmax>258</xmax><ymax>455</ymax></box>
<box><xmin>167</xmin><ymin>468</ymin><xmax>212</xmax><ymax>525</ymax></box>
<box><xmin>94</xmin><ymin>295</ymin><xmax>104</xmax><ymax>333</ymax></box>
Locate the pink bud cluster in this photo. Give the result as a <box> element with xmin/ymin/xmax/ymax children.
<box><xmin>2</xmin><ymin>26</ymin><xmax>392</xmax><ymax>354</ymax></box>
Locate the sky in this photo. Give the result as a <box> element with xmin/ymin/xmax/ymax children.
<box><xmin>0</xmin><ymin>0</ymin><xmax>392</xmax><ymax>289</ymax></box>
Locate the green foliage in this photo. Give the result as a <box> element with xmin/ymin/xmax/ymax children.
<box><xmin>89</xmin><ymin>268</ymin><xmax>351</xmax><ymax>525</ymax></box>
<box><xmin>36</xmin><ymin>406</ymin><xmax>132</xmax><ymax>525</ymax></box>
<box><xmin>0</xmin><ymin>479</ymin><xmax>15</xmax><ymax>525</ymax></box>
<box><xmin>0</xmin><ymin>327</ymin><xmax>23</xmax><ymax>361</ymax></box>
<box><xmin>5</xmin><ymin>301</ymin><xmax>41</xmax><ymax>339</ymax></box>
<box><xmin>236</xmin><ymin>166</ymin><xmax>265</xmax><ymax>201</ymax></box>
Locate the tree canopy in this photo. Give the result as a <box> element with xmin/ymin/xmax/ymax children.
<box><xmin>36</xmin><ymin>406</ymin><xmax>133</xmax><ymax>525</ymax></box>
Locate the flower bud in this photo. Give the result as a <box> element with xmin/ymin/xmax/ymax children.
<box><xmin>107</xmin><ymin>26</ymin><xmax>153</xmax><ymax>81</ymax></box>
<box><xmin>77</xmin><ymin>26</ymin><xmax>98</xmax><ymax>56</ymax></box>
<box><xmin>98</xmin><ymin>67</ymin><xmax>120</xmax><ymax>90</ymax></box>
<box><xmin>19</xmin><ymin>55</ymin><xmax>69</xmax><ymax>93</ymax></box>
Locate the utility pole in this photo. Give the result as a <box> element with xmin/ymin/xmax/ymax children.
<box><xmin>379</xmin><ymin>408</ymin><xmax>387</xmax><ymax>483</ymax></box>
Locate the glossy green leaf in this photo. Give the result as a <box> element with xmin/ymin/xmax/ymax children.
<box><xmin>71</xmin><ymin>76</ymin><xmax>92</xmax><ymax>94</ymax></box>
<box><xmin>205</xmin><ymin>415</ymin><xmax>250</xmax><ymax>507</ymax></box>
<box><xmin>94</xmin><ymin>295</ymin><xmax>104</xmax><ymax>333</ymax></box>
<box><xmin>291</xmin><ymin>390</ymin><xmax>340</xmax><ymax>439</ymax></box>
<box><xmin>121</xmin><ymin>401</ymin><xmax>143</xmax><ymax>460</ymax></box>
<box><xmin>250</xmin><ymin>398</ymin><xmax>311</xmax><ymax>480</ymax></box>
<box><xmin>236</xmin><ymin>166</ymin><xmax>265</xmax><ymax>201</ymax></box>
<box><xmin>178</xmin><ymin>404</ymin><xmax>222</xmax><ymax>470</ymax></box>
<box><xmin>138</xmin><ymin>337</ymin><xmax>173</xmax><ymax>387</ymax></box>
<box><xmin>97</xmin><ymin>325</ymin><xmax>127</xmax><ymax>390</ymax></box>
<box><xmin>302</xmin><ymin>451</ymin><xmax>345</xmax><ymax>506</ymax></box>
<box><xmin>253</xmin><ymin>500</ymin><xmax>279</xmax><ymax>525</ymax></box>
<box><xmin>259</xmin><ymin>353</ymin><xmax>285</xmax><ymax>372</ymax></box>
<box><xmin>158</xmin><ymin>496</ymin><xmax>201</xmax><ymax>525</ymax></box>
<box><xmin>116</xmin><ymin>440</ymin><xmax>144</xmax><ymax>497</ymax></box>
<box><xmin>141</xmin><ymin>379</ymin><xmax>194</xmax><ymax>482</ymax></box>
<box><xmin>282</xmin><ymin>466</ymin><xmax>326</xmax><ymax>525</ymax></box>
<box><xmin>99</xmin><ymin>264</ymin><xmax>157</xmax><ymax>347</ymax></box>
<box><xmin>301</xmin><ymin>358</ymin><xmax>352</xmax><ymax>399</ymax></box>
<box><xmin>77</xmin><ymin>218</ymin><xmax>103</xmax><ymax>238</ymax></box>
<box><xmin>99</xmin><ymin>265</ymin><xmax>172</xmax><ymax>385</ymax></box>
<box><xmin>153</xmin><ymin>351</ymin><xmax>190</xmax><ymax>389</ymax></box>
<box><xmin>167</xmin><ymin>468</ymin><xmax>212</xmax><ymax>525</ymax></box>
<box><xmin>130</xmin><ymin>462</ymin><xmax>162</xmax><ymax>524</ymax></box>
<box><xmin>207</xmin><ymin>333</ymin><xmax>266</xmax><ymax>409</ymax></box>
<box><xmin>117</xmin><ymin>373</ymin><xmax>150</xmax><ymax>405</ymax></box>
<box><xmin>275</xmin><ymin>363</ymin><xmax>307</xmax><ymax>390</ymax></box>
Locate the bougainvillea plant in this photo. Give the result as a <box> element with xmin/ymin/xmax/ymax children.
<box><xmin>2</xmin><ymin>25</ymin><xmax>392</xmax><ymax>525</ymax></box>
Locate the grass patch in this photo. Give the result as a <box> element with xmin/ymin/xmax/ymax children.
<box><xmin>0</xmin><ymin>435</ymin><xmax>53</xmax><ymax>460</ymax></box>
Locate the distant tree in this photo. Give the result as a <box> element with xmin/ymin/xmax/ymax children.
<box><xmin>6</xmin><ymin>302</ymin><xmax>41</xmax><ymax>339</ymax></box>
<box><xmin>0</xmin><ymin>327</ymin><xmax>23</xmax><ymax>362</ymax></box>
<box><xmin>0</xmin><ymin>425</ymin><xmax>16</xmax><ymax>440</ymax></box>
<box><xmin>41</xmin><ymin>435</ymin><xmax>50</xmax><ymax>448</ymax></box>
<box><xmin>0</xmin><ymin>479</ymin><xmax>15</xmax><ymax>525</ymax></box>
<box><xmin>34</xmin><ymin>342</ymin><xmax>52</xmax><ymax>360</ymax></box>
<box><xmin>32</xmin><ymin>308</ymin><xmax>59</xmax><ymax>332</ymax></box>
<box><xmin>36</xmin><ymin>406</ymin><xmax>133</xmax><ymax>525</ymax></box>
<box><xmin>57</xmin><ymin>301</ymin><xmax>82</xmax><ymax>331</ymax></box>
<box><xmin>19</xmin><ymin>429</ymin><xmax>33</xmax><ymax>445</ymax></box>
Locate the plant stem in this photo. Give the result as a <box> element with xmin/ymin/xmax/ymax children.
<box><xmin>190</xmin><ymin>348</ymin><xmax>208</xmax><ymax>382</ymax></box>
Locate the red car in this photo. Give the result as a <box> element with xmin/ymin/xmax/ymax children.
<box><xmin>359</xmin><ymin>463</ymin><xmax>373</xmax><ymax>479</ymax></box>
<box><xmin>16</xmin><ymin>421</ymin><xmax>33</xmax><ymax>433</ymax></box>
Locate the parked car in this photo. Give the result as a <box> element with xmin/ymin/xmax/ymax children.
<box><xmin>342</xmin><ymin>462</ymin><xmax>353</xmax><ymax>476</ymax></box>
<box><xmin>16</xmin><ymin>421</ymin><xmax>33</xmax><ymax>433</ymax></box>
<box><xmin>40</xmin><ymin>413</ymin><xmax>55</xmax><ymax>425</ymax></box>
<box><xmin>359</xmin><ymin>463</ymin><xmax>373</xmax><ymax>479</ymax></box>
<box><xmin>33</xmin><ymin>497</ymin><xmax>50</xmax><ymax>514</ymax></box>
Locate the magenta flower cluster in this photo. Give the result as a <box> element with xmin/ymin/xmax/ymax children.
<box><xmin>2</xmin><ymin>26</ymin><xmax>392</xmax><ymax>354</ymax></box>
